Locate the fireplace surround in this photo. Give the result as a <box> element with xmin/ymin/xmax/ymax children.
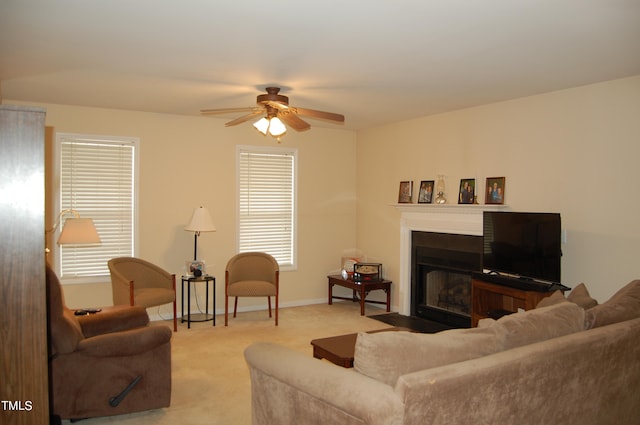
<box><xmin>395</xmin><ymin>204</ymin><xmax>508</xmax><ymax>325</ymax></box>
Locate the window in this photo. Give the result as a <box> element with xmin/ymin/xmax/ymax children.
<box><xmin>237</xmin><ymin>146</ymin><xmax>297</xmax><ymax>270</ymax></box>
<box><xmin>55</xmin><ymin>133</ymin><xmax>138</xmax><ymax>282</ymax></box>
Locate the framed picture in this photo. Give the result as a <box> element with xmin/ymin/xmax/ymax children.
<box><xmin>398</xmin><ymin>181</ymin><xmax>413</xmax><ymax>203</ymax></box>
<box><xmin>418</xmin><ymin>180</ymin><xmax>434</xmax><ymax>204</ymax></box>
<box><xmin>458</xmin><ymin>178</ymin><xmax>475</xmax><ymax>204</ymax></box>
<box><xmin>485</xmin><ymin>177</ymin><xmax>506</xmax><ymax>204</ymax></box>
<box><xmin>186</xmin><ymin>260</ymin><xmax>206</xmax><ymax>277</ymax></box>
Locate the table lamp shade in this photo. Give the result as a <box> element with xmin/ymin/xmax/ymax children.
<box><xmin>185</xmin><ymin>207</ymin><xmax>216</xmax><ymax>233</ymax></box>
<box><xmin>185</xmin><ymin>206</ymin><xmax>216</xmax><ymax>261</ymax></box>
<box><xmin>57</xmin><ymin>218</ymin><xmax>102</xmax><ymax>245</ymax></box>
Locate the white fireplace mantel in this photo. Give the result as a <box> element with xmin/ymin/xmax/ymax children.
<box><xmin>393</xmin><ymin>203</ymin><xmax>509</xmax><ymax>315</ymax></box>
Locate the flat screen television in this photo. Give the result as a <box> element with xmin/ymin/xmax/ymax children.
<box><xmin>483</xmin><ymin>211</ymin><xmax>561</xmax><ymax>284</ymax></box>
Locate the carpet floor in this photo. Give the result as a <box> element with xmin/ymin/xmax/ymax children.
<box><xmin>61</xmin><ymin>302</ymin><xmax>395</xmax><ymax>425</ymax></box>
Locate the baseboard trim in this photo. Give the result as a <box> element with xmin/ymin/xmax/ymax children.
<box><xmin>147</xmin><ymin>298</ymin><xmax>387</xmax><ymax>323</ymax></box>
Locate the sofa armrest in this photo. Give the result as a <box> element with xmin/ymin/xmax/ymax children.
<box><xmin>77</xmin><ymin>306</ymin><xmax>149</xmax><ymax>337</ymax></box>
<box><xmin>244</xmin><ymin>342</ymin><xmax>403</xmax><ymax>425</ymax></box>
<box><xmin>109</xmin><ymin>265</ymin><xmax>134</xmax><ymax>306</ymax></box>
<box><xmin>76</xmin><ymin>325</ymin><xmax>171</xmax><ymax>357</ymax></box>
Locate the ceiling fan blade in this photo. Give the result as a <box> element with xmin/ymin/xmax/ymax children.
<box><xmin>290</xmin><ymin>107</ymin><xmax>344</xmax><ymax>123</ymax></box>
<box><xmin>279</xmin><ymin>110</ymin><xmax>311</xmax><ymax>132</ymax></box>
<box><xmin>224</xmin><ymin>110</ymin><xmax>265</xmax><ymax>127</ymax></box>
<box><xmin>200</xmin><ymin>107</ymin><xmax>259</xmax><ymax>116</ymax></box>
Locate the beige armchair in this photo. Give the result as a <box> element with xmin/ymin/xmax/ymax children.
<box><xmin>46</xmin><ymin>265</ymin><xmax>172</xmax><ymax>420</ymax></box>
<box><xmin>225</xmin><ymin>252</ymin><xmax>279</xmax><ymax>326</ymax></box>
<box><xmin>108</xmin><ymin>257</ymin><xmax>177</xmax><ymax>332</ymax></box>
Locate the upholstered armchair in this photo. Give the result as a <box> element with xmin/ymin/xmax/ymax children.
<box><xmin>225</xmin><ymin>252</ymin><xmax>279</xmax><ymax>326</ymax></box>
<box><xmin>46</xmin><ymin>265</ymin><xmax>172</xmax><ymax>421</ymax></box>
<box><xmin>108</xmin><ymin>257</ymin><xmax>177</xmax><ymax>331</ymax></box>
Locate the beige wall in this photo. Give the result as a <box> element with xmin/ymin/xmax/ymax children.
<box><xmin>356</xmin><ymin>76</ymin><xmax>640</xmax><ymax>304</ymax></box>
<box><xmin>22</xmin><ymin>102</ymin><xmax>357</xmax><ymax>315</ymax></box>
<box><xmin>13</xmin><ymin>75</ymin><xmax>640</xmax><ymax>315</ymax></box>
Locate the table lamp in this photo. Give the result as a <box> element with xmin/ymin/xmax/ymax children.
<box><xmin>184</xmin><ymin>206</ymin><xmax>216</xmax><ymax>261</ymax></box>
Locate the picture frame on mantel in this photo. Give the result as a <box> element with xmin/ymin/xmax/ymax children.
<box><xmin>485</xmin><ymin>177</ymin><xmax>506</xmax><ymax>204</ymax></box>
<box><xmin>458</xmin><ymin>178</ymin><xmax>475</xmax><ymax>204</ymax></box>
<box><xmin>398</xmin><ymin>181</ymin><xmax>413</xmax><ymax>203</ymax></box>
<box><xmin>418</xmin><ymin>180</ymin><xmax>434</xmax><ymax>204</ymax></box>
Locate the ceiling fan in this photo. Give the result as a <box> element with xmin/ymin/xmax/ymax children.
<box><xmin>200</xmin><ymin>87</ymin><xmax>345</xmax><ymax>140</ymax></box>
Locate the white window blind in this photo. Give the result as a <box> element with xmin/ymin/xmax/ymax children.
<box><xmin>238</xmin><ymin>147</ymin><xmax>297</xmax><ymax>269</ymax></box>
<box><xmin>57</xmin><ymin>134</ymin><xmax>137</xmax><ymax>280</ymax></box>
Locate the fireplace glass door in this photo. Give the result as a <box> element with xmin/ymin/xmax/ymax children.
<box><xmin>417</xmin><ymin>266</ymin><xmax>471</xmax><ymax>319</ymax></box>
<box><xmin>411</xmin><ymin>231</ymin><xmax>482</xmax><ymax>328</ymax></box>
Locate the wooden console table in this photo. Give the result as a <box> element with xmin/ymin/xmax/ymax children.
<box><xmin>471</xmin><ymin>278</ymin><xmax>555</xmax><ymax>327</ymax></box>
<box><xmin>327</xmin><ymin>275</ymin><xmax>392</xmax><ymax>315</ymax></box>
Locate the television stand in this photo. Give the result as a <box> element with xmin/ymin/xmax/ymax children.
<box><xmin>471</xmin><ymin>277</ymin><xmax>561</xmax><ymax>327</ymax></box>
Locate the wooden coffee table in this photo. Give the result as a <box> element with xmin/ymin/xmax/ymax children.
<box><xmin>310</xmin><ymin>327</ymin><xmax>410</xmax><ymax>368</ymax></box>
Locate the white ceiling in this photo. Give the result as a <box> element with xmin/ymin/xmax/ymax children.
<box><xmin>1</xmin><ymin>0</ymin><xmax>639</xmax><ymax>131</ymax></box>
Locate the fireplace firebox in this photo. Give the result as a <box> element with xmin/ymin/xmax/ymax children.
<box><xmin>411</xmin><ymin>231</ymin><xmax>482</xmax><ymax>328</ymax></box>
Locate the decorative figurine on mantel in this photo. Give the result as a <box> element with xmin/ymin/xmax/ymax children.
<box><xmin>435</xmin><ymin>174</ymin><xmax>447</xmax><ymax>204</ymax></box>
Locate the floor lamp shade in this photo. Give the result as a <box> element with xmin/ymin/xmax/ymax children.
<box><xmin>185</xmin><ymin>206</ymin><xmax>216</xmax><ymax>260</ymax></box>
<box><xmin>57</xmin><ymin>218</ymin><xmax>102</xmax><ymax>245</ymax></box>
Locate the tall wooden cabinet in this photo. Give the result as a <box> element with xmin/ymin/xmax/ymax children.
<box><xmin>0</xmin><ymin>105</ymin><xmax>49</xmax><ymax>424</ymax></box>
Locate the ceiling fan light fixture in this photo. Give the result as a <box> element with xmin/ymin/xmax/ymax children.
<box><xmin>253</xmin><ymin>117</ymin><xmax>270</xmax><ymax>135</ymax></box>
<box><xmin>253</xmin><ymin>116</ymin><xmax>287</xmax><ymax>138</ymax></box>
<box><xmin>268</xmin><ymin>117</ymin><xmax>287</xmax><ymax>136</ymax></box>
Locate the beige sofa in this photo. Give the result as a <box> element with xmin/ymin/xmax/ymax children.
<box><xmin>245</xmin><ymin>280</ymin><xmax>640</xmax><ymax>425</ymax></box>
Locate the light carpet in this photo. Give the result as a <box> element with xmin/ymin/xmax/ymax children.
<box><xmin>63</xmin><ymin>302</ymin><xmax>392</xmax><ymax>425</ymax></box>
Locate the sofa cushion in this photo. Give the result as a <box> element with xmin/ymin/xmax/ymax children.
<box><xmin>585</xmin><ymin>279</ymin><xmax>640</xmax><ymax>329</ymax></box>
<box><xmin>495</xmin><ymin>302</ymin><xmax>585</xmax><ymax>350</ymax></box>
<box><xmin>536</xmin><ymin>283</ymin><xmax>598</xmax><ymax>309</ymax></box>
<box><xmin>354</xmin><ymin>325</ymin><xmax>505</xmax><ymax>387</ymax></box>
<box><xmin>535</xmin><ymin>290</ymin><xmax>567</xmax><ymax>308</ymax></box>
<box><xmin>477</xmin><ymin>317</ymin><xmax>497</xmax><ymax>328</ymax></box>
<box><xmin>567</xmin><ymin>283</ymin><xmax>598</xmax><ymax>309</ymax></box>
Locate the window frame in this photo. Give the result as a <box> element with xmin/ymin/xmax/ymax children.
<box><xmin>236</xmin><ymin>145</ymin><xmax>298</xmax><ymax>271</ymax></box>
<box><xmin>53</xmin><ymin>132</ymin><xmax>140</xmax><ymax>284</ymax></box>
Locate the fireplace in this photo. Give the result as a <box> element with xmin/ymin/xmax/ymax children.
<box><xmin>411</xmin><ymin>231</ymin><xmax>482</xmax><ymax>328</ymax></box>
<box><xmin>395</xmin><ymin>204</ymin><xmax>507</xmax><ymax>326</ymax></box>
